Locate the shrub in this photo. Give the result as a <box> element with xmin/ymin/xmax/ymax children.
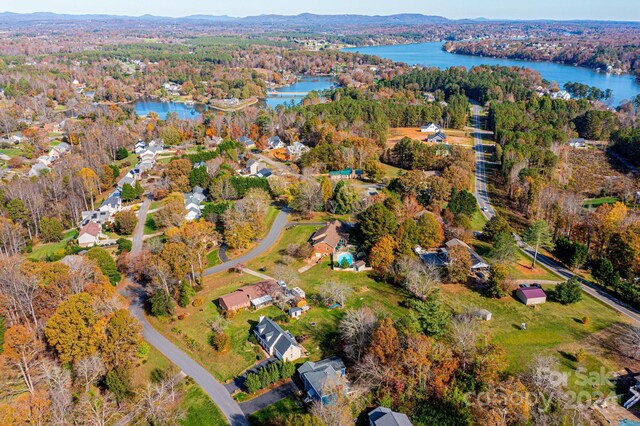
<box><xmin>258</xmin><ymin>367</ymin><xmax>271</xmax><ymax>388</ymax></box>
<box><xmin>210</xmin><ymin>331</ymin><xmax>230</xmax><ymax>353</ymax></box>
<box><xmin>116</xmin><ymin>238</ymin><xmax>132</xmax><ymax>255</ymax></box>
<box><xmin>582</xmin><ymin>315</ymin><xmax>590</xmax><ymax>325</ymax></box>
<box><xmin>149</xmin><ymin>291</ymin><xmax>174</xmax><ymax>317</ymax></box>
<box><xmin>114</xmin><ymin>210</ymin><xmax>137</xmax><ymax>235</ymax></box>
<box><xmin>115</xmin><ymin>147</ymin><xmax>129</xmax><ymax>160</ymax></box>
<box><xmin>192</xmin><ymin>296</ymin><xmax>204</xmax><ymax>307</ymax></box>
<box><xmin>105</xmin><ymin>368</ymin><xmax>133</xmax><ymax>403</ymax></box>
<box><xmin>39</xmin><ymin>217</ymin><xmax>64</xmax><ymax>242</ymax></box>
<box><xmin>86</xmin><ymin>247</ymin><xmax>121</xmax><ymax>285</ymax></box>
<box><xmin>278</xmin><ymin>360</ymin><xmax>295</xmax><ymax>379</ymax></box>
<box><xmin>178</xmin><ymin>281</ymin><xmax>196</xmax><ymax>308</ymax></box>
<box><xmin>137</xmin><ymin>342</ymin><xmax>150</xmax><ymax>360</ymax></box>
<box><xmin>553</xmin><ymin>277</ymin><xmax>582</xmax><ymax>305</ymax></box>
<box><xmin>575</xmin><ymin>348</ymin><xmax>587</xmax><ymax>362</ymax></box>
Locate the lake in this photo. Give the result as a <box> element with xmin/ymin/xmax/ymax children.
<box><xmin>344</xmin><ymin>42</ymin><xmax>640</xmax><ymax>105</ymax></box>
<box><xmin>133</xmin><ymin>76</ymin><xmax>335</xmax><ymax>119</ymax></box>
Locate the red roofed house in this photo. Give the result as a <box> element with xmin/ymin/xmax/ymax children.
<box><xmin>516</xmin><ymin>284</ymin><xmax>547</xmax><ymax>306</ymax></box>
<box><xmin>311</xmin><ymin>221</ymin><xmax>348</xmax><ymax>258</ymax></box>
<box><xmin>218</xmin><ymin>280</ymin><xmax>281</xmax><ymax>312</ymax></box>
<box><xmin>77</xmin><ymin>221</ymin><xmax>102</xmax><ymax>248</ymax></box>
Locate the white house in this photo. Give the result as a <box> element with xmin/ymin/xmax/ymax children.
<box><xmin>245</xmin><ymin>159</ymin><xmax>262</xmax><ymax>175</ymax></box>
<box><xmin>551</xmin><ymin>90</ymin><xmax>571</xmax><ymax>100</ymax></box>
<box><xmin>287</xmin><ymin>141</ymin><xmax>310</xmax><ymax>159</ymax></box>
<box><xmin>77</xmin><ymin>221</ymin><xmax>102</xmax><ymax>247</ymax></box>
<box><xmin>254</xmin><ymin>316</ymin><xmax>304</xmax><ymax>361</ymax></box>
<box><xmin>266</xmin><ymin>136</ymin><xmax>285</xmax><ymax>150</ymax></box>
<box><xmin>421</xmin><ymin>122</ymin><xmax>440</xmax><ymax>133</ymax></box>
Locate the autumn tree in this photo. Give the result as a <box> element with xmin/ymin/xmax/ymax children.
<box><xmin>44</xmin><ymin>293</ymin><xmax>102</xmax><ymax>364</ymax></box>
<box><xmin>447</xmin><ymin>244</ymin><xmax>472</xmax><ymax>283</ymax></box>
<box><xmin>416</xmin><ymin>211</ymin><xmax>444</xmax><ymax>248</ymax></box>
<box><xmin>99</xmin><ymin>310</ymin><xmax>141</xmax><ymax>370</ymax></box>
<box><xmin>369</xmin><ymin>235</ymin><xmax>396</xmax><ymax>275</ymax></box>
<box><xmin>155</xmin><ymin>192</ymin><xmax>186</xmax><ymax>229</ymax></box>
<box><xmin>368</xmin><ymin>318</ymin><xmax>399</xmax><ymax>365</ymax></box>
<box><xmin>3</xmin><ymin>325</ymin><xmax>44</xmax><ymax>394</ymax></box>
<box><xmin>114</xmin><ymin>210</ymin><xmax>137</xmax><ymax>235</ymax></box>
<box><xmin>38</xmin><ymin>217</ymin><xmax>63</xmax><ymax>243</ymax></box>
<box><xmin>163</xmin><ymin>159</ymin><xmax>192</xmax><ymax>193</ymax></box>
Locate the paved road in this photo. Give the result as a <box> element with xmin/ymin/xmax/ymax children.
<box><xmin>204</xmin><ymin>208</ymin><xmax>291</xmax><ymax>276</ymax></box>
<box><xmin>472</xmin><ymin>104</ymin><xmax>496</xmax><ymax>221</ymax></box>
<box><xmin>131</xmin><ymin>197</ymin><xmax>152</xmax><ymax>254</ymax></box>
<box><xmin>128</xmin><ymin>303</ymin><xmax>248</xmax><ymax>425</ymax></box>
<box><xmin>127</xmin><ymin>196</ymin><xmax>250</xmax><ymax>425</ymax></box>
<box><xmin>469</xmin><ymin>105</ymin><xmax>640</xmax><ymax>323</ymax></box>
<box><xmin>239</xmin><ymin>381</ymin><xmax>298</xmax><ymax>415</ymax></box>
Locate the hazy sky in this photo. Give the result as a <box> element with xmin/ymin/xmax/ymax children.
<box><xmin>2</xmin><ymin>0</ymin><xmax>639</xmax><ymax>21</ymax></box>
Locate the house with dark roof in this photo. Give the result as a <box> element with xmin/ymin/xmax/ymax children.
<box><xmin>266</xmin><ymin>136</ymin><xmax>285</xmax><ymax>150</ymax></box>
<box><xmin>368</xmin><ymin>407</ymin><xmax>413</xmax><ymax>426</ymax></box>
<box><xmin>298</xmin><ymin>357</ymin><xmax>347</xmax><ymax>405</ymax></box>
<box><xmin>426</xmin><ymin>131</ymin><xmax>447</xmax><ymax>144</ymax></box>
<box><xmin>238</xmin><ymin>136</ymin><xmax>255</xmax><ymax>149</ymax></box>
<box><xmin>516</xmin><ymin>284</ymin><xmax>547</xmax><ymax>306</ymax></box>
<box><xmin>444</xmin><ymin>238</ymin><xmax>490</xmax><ymax>272</ymax></box>
<box><xmin>369</xmin><ymin>407</ymin><xmax>412</xmax><ymax>426</ymax></box>
<box><xmin>311</xmin><ymin>221</ymin><xmax>349</xmax><ymax>258</ymax></box>
<box><xmin>254</xmin><ymin>316</ymin><xmax>304</xmax><ymax>361</ymax></box>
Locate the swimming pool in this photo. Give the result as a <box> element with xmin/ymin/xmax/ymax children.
<box><xmin>336</xmin><ymin>252</ymin><xmax>354</xmax><ymax>267</ymax></box>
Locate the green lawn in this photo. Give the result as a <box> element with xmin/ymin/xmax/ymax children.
<box><xmin>582</xmin><ymin>197</ymin><xmax>619</xmax><ymax>208</ymax></box>
<box><xmin>440</xmin><ymin>283</ymin><xmax>625</xmax><ymax>394</ymax></box>
<box><xmin>378</xmin><ymin>161</ymin><xmax>403</xmax><ymax>180</ymax></box>
<box><xmin>116</xmin><ymin>153</ymin><xmax>138</xmax><ymax>167</ymax></box>
<box><xmin>473</xmin><ymin>240</ymin><xmax>561</xmax><ymax>282</ymax></box>
<box><xmin>28</xmin><ymin>229</ymin><xmax>78</xmax><ymax>261</ymax></box>
<box><xmin>248</xmin><ymin>396</ymin><xmax>303</xmax><ymax>426</ymax></box>
<box><xmin>469</xmin><ymin>210</ymin><xmax>488</xmax><ymax>231</ymax></box>
<box><xmin>181</xmin><ymin>384</ymin><xmax>228</xmax><ymax>426</ymax></box>
<box><xmin>0</xmin><ymin>148</ymin><xmax>22</xmax><ymax>158</ymax></box>
<box><xmin>144</xmin><ymin>214</ymin><xmax>158</xmax><ymax>235</ymax></box>
<box><xmin>206</xmin><ymin>249</ymin><xmax>221</xmax><ymax>268</ymax></box>
<box><xmin>150</xmin><ymin>200</ymin><xmax>164</xmax><ymax>210</ymax></box>
<box><xmin>247</xmin><ymin>225</ymin><xmax>316</xmax><ymax>272</ymax></box>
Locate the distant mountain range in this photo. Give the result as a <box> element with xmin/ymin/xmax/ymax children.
<box><xmin>0</xmin><ymin>12</ymin><xmax>464</xmax><ymax>25</ymax></box>
<box><xmin>0</xmin><ymin>12</ymin><xmax>636</xmax><ymax>26</ymax></box>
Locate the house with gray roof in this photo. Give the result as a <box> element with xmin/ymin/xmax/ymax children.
<box><xmin>254</xmin><ymin>316</ymin><xmax>304</xmax><ymax>362</ymax></box>
<box><xmin>298</xmin><ymin>356</ymin><xmax>347</xmax><ymax>405</ymax></box>
<box><xmin>266</xmin><ymin>135</ymin><xmax>284</xmax><ymax>150</ymax></box>
<box><xmin>368</xmin><ymin>407</ymin><xmax>413</xmax><ymax>426</ymax></box>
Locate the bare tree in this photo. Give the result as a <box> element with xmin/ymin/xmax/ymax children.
<box><xmin>136</xmin><ymin>376</ymin><xmax>184</xmax><ymax>425</ymax></box>
<box><xmin>618</xmin><ymin>324</ymin><xmax>640</xmax><ymax>360</ymax></box>
<box><xmin>76</xmin><ymin>391</ymin><xmax>123</xmax><ymax>426</ymax></box>
<box><xmin>449</xmin><ymin>311</ymin><xmax>480</xmax><ymax>372</ymax></box>
<box><xmin>338</xmin><ymin>308</ymin><xmax>377</xmax><ymax>362</ymax></box>
<box><xmin>523</xmin><ymin>354</ymin><xmax>566</xmax><ymax>411</ymax></box>
<box><xmin>404</xmin><ymin>260</ymin><xmax>441</xmax><ymax>300</ymax></box>
<box><xmin>318</xmin><ymin>281</ymin><xmax>353</xmax><ymax>308</ymax></box>
<box><xmin>42</xmin><ymin>360</ymin><xmax>73</xmax><ymax>425</ymax></box>
<box><xmin>74</xmin><ymin>354</ymin><xmax>106</xmax><ymax>392</ymax></box>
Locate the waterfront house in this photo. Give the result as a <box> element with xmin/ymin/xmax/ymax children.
<box><xmin>254</xmin><ymin>316</ymin><xmax>304</xmax><ymax>361</ymax></box>
<box><xmin>298</xmin><ymin>357</ymin><xmax>347</xmax><ymax>405</ymax></box>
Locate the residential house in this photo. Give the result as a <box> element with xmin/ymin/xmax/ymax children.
<box><xmin>329</xmin><ymin>168</ymin><xmax>363</xmax><ymax>180</ymax></box>
<box><xmin>99</xmin><ymin>193</ymin><xmax>122</xmax><ymax>217</ymax></box>
<box><xmin>420</xmin><ymin>122</ymin><xmax>440</xmax><ymax>133</ymax></box>
<box><xmin>254</xmin><ymin>316</ymin><xmax>304</xmax><ymax>361</ymax></box>
<box><xmin>184</xmin><ymin>187</ymin><xmax>206</xmax><ymax>221</ymax></box>
<box><xmin>77</xmin><ymin>221</ymin><xmax>102</xmax><ymax>247</ymax></box>
<box><xmin>80</xmin><ymin>210</ymin><xmax>110</xmax><ymax>227</ymax></box>
<box><xmin>311</xmin><ymin>221</ymin><xmax>349</xmax><ymax>258</ymax></box>
<box><xmin>368</xmin><ymin>407</ymin><xmax>413</xmax><ymax>426</ymax></box>
<box><xmin>37</xmin><ymin>156</ymin><xmax>53</xmax><ymax>167</ymax></box>
<box><xmin>43</xmin><ymin>122</ymin><xmax>61</xmax><ymax>133</ymax></box>
<box><xmin>286</xmin><ymin>141</ymin><xmax>310</xmax><ymax>160</ymax></box>
<box><xmin>550</xmin><ymin>90</ymin><xmax>571</xmax><ymax>100</ymax></box>
<box><xmin>266</xmin><ymin>136</ymin><xmax>285</xmax><ymax>150</ymax></box>
<box><xmin>28</xmin><ymin>162</ymin><xmax>50</xmax><ymax>177</ymax></box>
<box><xmin>256</xmin><ymin>168</ymin><xmax>272</xmax><ymax>178</ymax></box>
<box><xmin>443</xmin><ymin>238</ymin><xmax>490</xmax><ymax>272</ymax></box>
<box><xmin>238</xmin><ymin>136</ymin><xmax>255</xmax><ymax>149</ymax></box>
<box><xmin>134</xmin><ymin>140</ymin><xmax>147</xmax><ymax>154</ymax></box>
<box><xmin>298</xmin><ymin>357</ymin><xmax>347</xmax><ymax>405</ymax></box>
<box><xmin>516</xmin><ymin>284</ymin><xmax>547</xmax><ymax>306</ymax></box>
<box><xmin>218</xmin><ymin>280</ymin><xmax>281</xmax><ymax>312</ymax></box>
<box><xmin>568</xmin><ymin>138</ymin><xmax>586</xmax><ymax>148</ymax></box>
<box><xmin>426</xmin><ymin>131</ymin><xmax>447</xmax><ymax>144</ymax></box>
<box><xmin>245</xmin><ymin>159</ymin><xmax>262</xmax><ymax>175</ymax></box>
<box><xmin>117</xmin><ymin>173</ymin><xmax>136</xmax><ymax>188</ymax></box>
<box><xmin>206</xmin><ymin>136</ymin><xmax>223</xmax><ymax>148</ymax></box>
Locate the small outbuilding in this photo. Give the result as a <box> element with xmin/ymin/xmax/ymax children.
<box><xmin>516</xmin><ymin>285</ymin><xmax>547</xmax><ymax>306</ymax></box>
<box><xmin>289</xmin><ymin>307</ymin><xmax>303</xmax><ymax>319</ymax></box>
<box><xmin>476</xmin><ymin>309</ymin><xmax>492</xmax><ymax>321</ymax></box>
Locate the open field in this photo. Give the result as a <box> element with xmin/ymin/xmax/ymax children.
<box><xmin>387</xmin><ymin>127</ymin><xmax>473</xmax><ymax>147</ymax></box>
<box><xmin>473</xmin><ymin>240</ymin><xmax>560</xmax><ymax>281</ymax></box>
<box><xmin>564</xmin><ymin>148</ymin><xmax>636</xmax><ymax>197</ymax></box>
<box><xmin>180</xmin><ymin>384</ymin><xmax>228</xmax><ymax>426</ymax></box>
<box><xmin>583</xmin><ymin>196</ymin><xmax>620</xmax><ymax>208</ymax></box>
<box><xmin>249</xmin><ymin>396</ymin><xmax>304</xmax><ymax>426</ymax></box>
<box><xmin>28</xmin><ymin>229</ymin><xmax>78</xmax><ymax>261</ymax></box>
<box><xmin>440</xmin><ymin>283</ymin><xmax>628</xmax><ymax>393</ymax></box>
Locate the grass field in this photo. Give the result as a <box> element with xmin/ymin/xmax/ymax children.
<box><xmin>28</xmin><ymin>229</ymin><xmax>78</xmax><ymax>261</ymax></box>
<box><xmin>582</xmin><ymin>197</ymin><xmax>619</xmax><ymax>208</ymax></box>
<box><xmin>144</xmin><ymin>214</ymin><xmax>158</xmax><ymax>235</ymax></box>
<box><xmin>246</xmin><ymin>225</ymin><xmax>316</xmax><ymax>272</ymax></box>
<box><xmin>248</xmin><ymin>396</ymin><xmax>303</xmax><ymax>426</ymax></box>
<box><xmin>440</xmin><ymin>283</ymin><xmax>626</xmax><ymax>393</ymax></box>
<box><xmin>469</xmin><ymin>210</ymin><xmax>488</xmax><ymax>231</ymax></box>
<box><xmin>0</xmin><ymin>148</ymin><xmax>22</xmax><ymax>158</ymax></box>
<box><xmin>180</xmin><ymin>384</ymin><xmax>228</xmax><ymax>426</ymax></box>
<box><xmin>473</xmin><ymin>240</ymin><xmax>560</xmax><ymax>282</ymax></box>
<box><xmin>206</xmin><ymin>249</ymin><xmax>221</xmax><ymax>268</ymax></box>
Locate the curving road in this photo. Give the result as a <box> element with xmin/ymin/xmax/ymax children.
<box><xmin>126</xmin><ymin>203</ymin><xmax>295</xmax><ymax>425</ymax></box>
<box><xmin>470</xmin><ymin>105</ymin><xmax>640</xmax><ymax>323</ymax></box>
<box><xmin>204</xmin><ymin>208</ymin><xmax>291</xmax><ymax>276</ymax></box>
